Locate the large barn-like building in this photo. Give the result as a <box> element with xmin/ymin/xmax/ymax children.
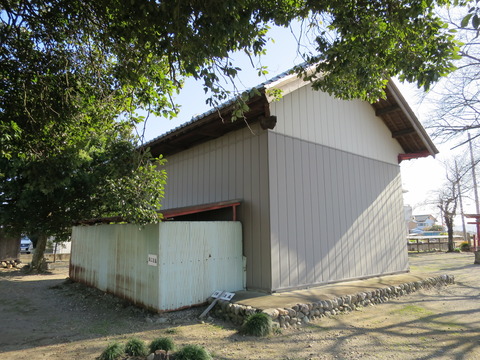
<box><xmin>145</xmin><ymin>70</ymin><xmax>437</xmax><ymax>293</ymax></box>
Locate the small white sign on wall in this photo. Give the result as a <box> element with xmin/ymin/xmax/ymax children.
<box><xmin>147</xmin><ymin>254</ymin><xmax>158</xmax><ymax>266</ymax></box>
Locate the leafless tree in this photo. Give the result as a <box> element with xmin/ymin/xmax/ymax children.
<box><xmin>437</xmin><ymin>183</ymin><xmax>458</xmax><ymax>252</ymax></box>
<box><xmin>435</xmin><ymin>159</ymin><xmax>472</xmax><ymax>251</ymax></box>
<box><xmin>425</xmin><ymin>7</ymin><xmax>480</xmax><ymax>148</ymax></box>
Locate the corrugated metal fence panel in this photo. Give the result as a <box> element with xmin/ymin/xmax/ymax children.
<box><xmin>70</xmin><ymin>225</ymin><xmax>92</xmax><ymax>286</ymax></box>
<box><xmin>268</xmin><ymin>132</ymin><xmax>408</xmax><ymax>291</ymax></box>
<box><xmin>157</xmin><ymin>221</ymin><xmax>243</xmax><ymax>311</ymax></box>
<box><xmin>71</xmin><ymin>224</ymin><xmax>160</xmax><ymax>310</ymax></box>
<box><xmin>71</xmin><ymin>222</ymin><xmax>243</xmax><ymax>312</ymax></box>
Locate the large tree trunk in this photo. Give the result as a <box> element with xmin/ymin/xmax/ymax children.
<box><xmin>445</xmin><ymin>215</ymin><xmax>455</xmax><ymax>252</ymax></box>
<box><xmin>30</xmin><ymin>233</ymin><xmax>48</xmax><ymax>272</ymax></box>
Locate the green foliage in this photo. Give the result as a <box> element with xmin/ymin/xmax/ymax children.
<box><xmin>99</xmin><ymin>342</ymin><xmax>124</xmax><ymax>360</ymax></box>
<box><xmin>241</xmin><ymin>312</ymin><xmax>273</xmax><ymax>337</ymax></box>
<box><xmin>0</xmin><ymin>1</ymin><xmax>462</xmax><ymax>124</ymax></box>
<box><xmin>426</xmin><ymin>225</ymin><xmax>445</xmax><ymax>231</ymax></box>
<box><xmin>175</xmin><ymin>344</ymin><xmax>212</xmax><ymax>360</ymax></box>
<box><xmin>125</xmin><ymin>338</ymin><xmax>148</xmax><ymax>357</ymax></box>
<box><xmin>265</xmin><ymin>88</ymin><xmax>284</xmax><ymax>102</ymax></box>
<box><xmin>149</xmin><ymin>337</ymin><xmax>175</xmax><ymax>354</ymax></box>
<box><xmin>458</xmin><ymin>0</ymin><xmax>480</xmax><ymax>29</ymax></box>
<box><xmin>460</xmin><ymin>241</ymin><xmax>471</xmax><ymax>251</ymax></box>
<box><xmin>297</xmin><ymin>0</ymin><xmax>460</xmax><ymax>102</ymax></box>
<box><xmin>1</xmin><ymin>1</ymin><xmax>172</xmax><ymax>271</ymax></box>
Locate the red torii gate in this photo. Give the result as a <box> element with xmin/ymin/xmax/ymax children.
<box><xmin>464</xmin><ymin>214</ymin><xmax>480</xmax><ymax>250</ymax></box>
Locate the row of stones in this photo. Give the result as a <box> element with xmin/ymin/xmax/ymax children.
<box><xmin>209</xmin><ymin>274</ymin><xmax>455</xmax><ymax>328</ymax></box>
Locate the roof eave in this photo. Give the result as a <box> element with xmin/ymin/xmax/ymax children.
<box><xmin>143</xmin><ymin>92</ymin><xmax>270</xmax><ymax>158</ymax></box>
<box><xmin>385</xmin><ymin>81</ymin><xmax>439</xmax><ymax>157</ymax></box>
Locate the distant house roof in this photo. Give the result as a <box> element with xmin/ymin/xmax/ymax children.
<box><xmin>143</xmin><ymin>67</ymin><xmax>438</xmax><ymax>161</ymax></box>
<box><xmin>413</xmin><ymin>214</ymin><xmax>437</xmax><ymax>222</ymax></box>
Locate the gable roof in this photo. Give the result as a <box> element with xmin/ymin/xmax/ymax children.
<box><xmin>413</xmin><ymin>214</ymin><xmax>437</xmax><ymax>222</ymax></box>
<box><xmin>144</xmin><ymin>68</ymin><xmax>438</xmax><ymax>160</ymax></box>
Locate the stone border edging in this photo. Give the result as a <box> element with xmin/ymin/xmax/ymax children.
<box><xmin>208</xmin><ymin>274</ymin><xmax>454</xmax><ymax>328</ymax></box>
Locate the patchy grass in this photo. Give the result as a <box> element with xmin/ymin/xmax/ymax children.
<box><xmin>391</xmin><ymin>305</ymin><xmax>436</xmax><ymax>317</ymax></box>
<box><xmin>149</xmin><ymin>337</ymin><xmax>175</xmax><ymax>354</ymax></box>
<box><xmin>176</xmin><ymin>344</ymin><xmax>212</xmax><ymax>360</ymax></box>
<box><xmin>125</xmin><ymin>338</ymin><xmax>148</xmax><ymax>357</ymax></box>
<box><xmin>98</xmin><ymin>342</ymin><xmax>124</xmax><ymax>360</ymax></box>
<box><xmin>241</xmin><ymin>312</ymin><xmax>273</xmax><ymax>337</ymax></box>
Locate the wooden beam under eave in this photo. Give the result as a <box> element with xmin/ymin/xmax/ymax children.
<box><xmin>398</xmin><ymin>150</ymin><xmax>431</xmax><ymax>163</ymax></box>
<box><xmin>149</xmin><ymin>143</ymin><xmax>177</xmax><ymax>155</ymax></box>
<box><xmin>376</xmin><ymin>104</ymin><xmax>400</xmax><ymax>116</ymax></box>
<box><xmin>195</xmin><ymin>130</ymin><xmax>221</xmax><ymax>138</ymax></box>
<box><xmin>392</xmin><ymin>127</ymin><xmax>416</xmax><ymax>138</ymax></box>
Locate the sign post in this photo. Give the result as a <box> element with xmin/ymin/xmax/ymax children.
<box><xmin>199</xmin><ymin>290</ymin><xmax>235</xmax><ymax>318</ymax></box>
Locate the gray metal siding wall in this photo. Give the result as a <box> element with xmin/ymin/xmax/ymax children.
<box><xmin>268</xmin><ymin>132</ymin><xmax>407</xmax><ymax>291</ymax></box>
<box><xmin>162</xmin><ymin>125</ymin><xmax>272</xmax><ymax>291</ymax></box>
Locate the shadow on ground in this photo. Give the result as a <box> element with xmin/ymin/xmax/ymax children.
<box><xmin>1</xmin><ymin>252</ymin><xmax>479</xmax><ymax>360</ymax></box>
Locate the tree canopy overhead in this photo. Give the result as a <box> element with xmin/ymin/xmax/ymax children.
<box><xmin>0</xmin><ymin>0</ymin><xmax>465</xmax><ymax>269</ymax></box>
<box><xmin>298</xmin><ymin>0</ymin><xmax>460</xmax><ymax>100</ymax></box>
<box><xmin>2</xmin><ymin>0</ymin><xmax>462</xmax><ymax>110</ymax></box>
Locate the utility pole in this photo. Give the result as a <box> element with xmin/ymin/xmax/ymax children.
<box><xmin>455</xmin><ymin>160</ymin><xmax>468</xmax><ymax>244</ymax></box>
<box><xmin>469</xmin><ymin>133</ymin><xmax>480</xmax><ymax>247</ymax></box>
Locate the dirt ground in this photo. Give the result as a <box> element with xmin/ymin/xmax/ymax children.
<box><xmin>1</xmin><ymin>252</ymin><xmax>479</xmax><ymax>360</ymax></box>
